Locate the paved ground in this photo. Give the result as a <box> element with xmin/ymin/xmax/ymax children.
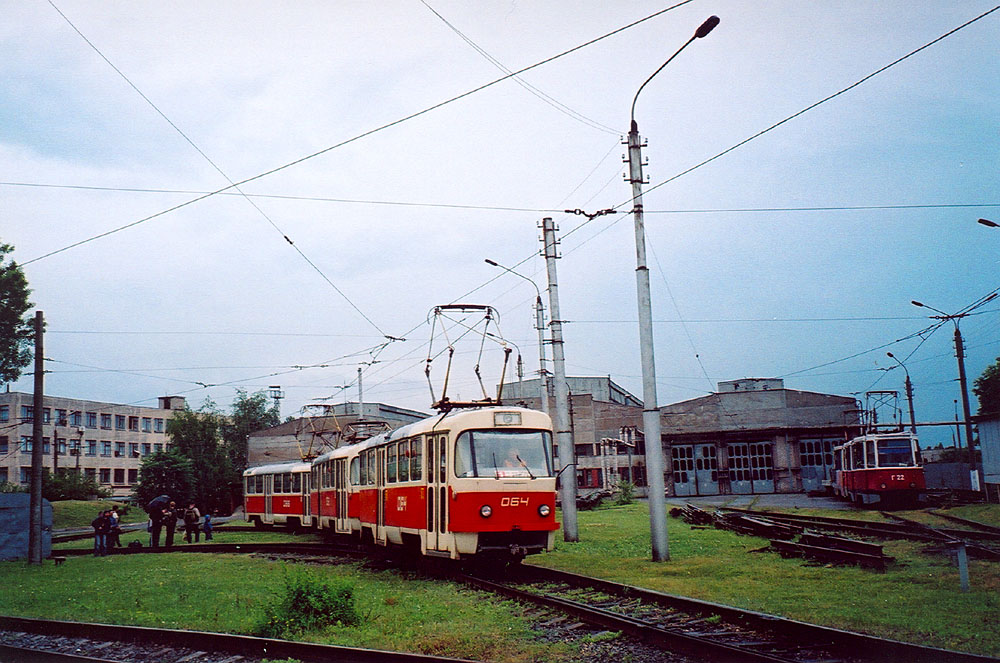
<box><xmin>664</xmin><ymin>492</ymin><xmax>848</xmax><ymax>511</ymax></box>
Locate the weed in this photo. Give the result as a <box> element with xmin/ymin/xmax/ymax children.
<box><xmin>254</xmin><ymin>566</ymin><xmax>359</xmax><ymax>638</ymax></box>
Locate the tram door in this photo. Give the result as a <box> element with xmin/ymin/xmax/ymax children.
<box><xmin>799</xmin><ymin>438</ymin><xmax>835</xmax><ymax>492</ymax></box>
<box><xmin>426</xmin><ymin>434</ymin><xmax>449</xmax><ymax>552</ymax></box>
<box><xmin>729</xmin><ymin>442</ymin><xmax>775</xmax><ymax>494</ymax></box>
<box><xmin>335</xmin><ymin>459</ymin><xmax>349</xmax><ymax>533</ymax></box>
<box><xmin>264</xmin><ymin>474</ymin><xmax>274</xmax><ymax>522</ymax></box>
<box><xmin>301</xmin><ymin>472</ymin><xmax>311</xmax><ymax>524</ymax></box>
<box><xmin>376</xmin><ymin>447</ymin><xmax>386</xmax><ymax>545</ymax></box>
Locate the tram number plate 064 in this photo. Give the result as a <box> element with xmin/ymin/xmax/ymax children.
<box><xmin>501</xmin><ymin>497</ymin><xmax>529</xmax><ymax>507</ymax></box>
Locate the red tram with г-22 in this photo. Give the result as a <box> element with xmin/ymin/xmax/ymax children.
<box><xmin>243</xmin><ymin>405</ymin><xmax>558</xmax><ymax>561</ymax></box>
<box><xmin>833</xmin><ymin>430</ymin><xmax>925</xmax><ymax>507</ymax></box>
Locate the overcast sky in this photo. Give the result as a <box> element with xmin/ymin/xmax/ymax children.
<box><xmin>3</xmin><ymin>1</ymin><xmax>998</xmax><ymax>450</ymax></box>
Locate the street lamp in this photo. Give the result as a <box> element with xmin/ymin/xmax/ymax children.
<box><xmin>485</xmin><ymin>259</ymin><xmax>551</xmax><ymax>418</ymax></box>
<box><xmin>627</xmin><ymin>15</ymin><xmax>719</xmax><ymax>562</ymax></box>
<box><xmin>885</xmin><ymin>352</ymin><xmax>917</xmax><ymax>434</ymax></box>
<box><xmin>978</xmin><ymin>218</ymin><xmax>998</xmax><ymax>228</ymax></box>
<box><xmin>912</xmin><ymin>294</ymin><xmax>998</xmax><ymax>486</ymax></box>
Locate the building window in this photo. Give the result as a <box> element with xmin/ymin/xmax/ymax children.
<box><xmin>141</xmin><ymin>443</ymin><xmax>151</xmax><ymax>456</ymax></box>
<box><xmin>128</xmin><ymin>416</ymin><xmax>139</xmax><ymax>432</ymax></box>
<box><xmin>86</xmin><ymin>440</ymin><xmax>97</xmax><ymax>456</ymax></box>
<box><xmin>99</xmin><ymin>468</ymin><xmax>111</xmax><ymax>484</ymax></box>
<box><xmin>20</xmin><ymin>436</ymin><xmax>32</xmax><ymax>453</ymax></box>
<box><xmin>21</xmin><ymin>406</ymin><xmax>33</xmax><ymax>422</ymax></box>
<box><xmin>42</xmin><ymin>408</ymin><xmax>51</xmax><ymax>424</ymax></box>
<box><xmin>55</xmin><ymin>409</ymin><xmax>67</xmax><ymax>426</ymax></box>
<box><xmin>57</xmin><ymin>438</ymin><xmax>67</xmax><ymax>454</ymax></box>
<box><xmin>113</xmin><ymin>468</ymin><xmax>125</xmax><ymax>484</ymax></box>
<box><xmin>101</xmin><ymin>441</ymin><xmax>111</xmax><ymax>457</ymax></box>
<box><xmin>0</xmin><ymin>405</ymin><xmax>8</xmax><ymax>422</ymax></box>
<box><xmin>154</xmin><ymin>443</ymin><xmax>163</xmax><ymax>453</ymax></box>
<box><xmin>70</xmin><ymin>411</ymin><xmax>82</xmax><ymax>426</ymax></box>
<box><xmin>86</xmin><ymin>412</ymin><xmax>97</xmax><ymax>428</ymax></box>
<box><xmin>129</xmin><ymin>443</ymin><xmax>140</xmax><ymax>458</ymax></box>
<box><xmin>20</xmin><ymin>467</ymin><xmax>31</xmax><ymax>484</ymax></box>
<box><xmin>0</xmin><ymin>436</ymin><xmax>7</xmax><ymax>454</ymax></box>
<box><xmin>101</xmin><ymin>414</ymin><xmax>112</xmax><ymax>429</ymax></box>
<box><xmin>128</xmin><ymin>469</ymin><xmax>138</xmax><ymax>484</ymax></box>
<box><xmin>142</xmin><ymin>417</ymin><xmax>152</xmax><ymax>432</ymax></box>
<box><xmin>84</xmin><ymin>468</ymin><xmax>96</xmax><ymax>480</ymax></box>
<box><xmin>115</xmin><ymin>415</ymin><xmax>126</xmax><ymax>431</ymax></box>
<box><xmin>154</xmin><ymin>418</ymin><xmax>164</xmax><ymax>433</ymax></box>
<box><xmin>115</xmin><ymin>442</ymin><xmax>125</xmax><ymax>457</ymax></box>
<box><xmin>0</xmin><ymin>467</ymin><xmax>7</xmax><ymax>483</ymax></box>
<box><xmin>42</xmin><ymin>438</ymin><xmax>51</xmax><ymax>454</ymax></box>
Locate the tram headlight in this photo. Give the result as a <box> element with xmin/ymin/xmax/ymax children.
<box><xmin>910</xmin><ymin>482</ymin><xmax>916</xmax><ymax>488</ymax></box>
<box><xmin>538</xmin><ymin>504</ymin><xmax>551</xmax><ymax>517</ymax></box>
<box><xmin>480</xmin><ymin>505</ymin><xmax>492</xmax><ymax>518</ymax></box>
<box><xmin>879</xmin><ymin>483</ymin><xmax>887</xmax><ymax>489</ymax></box>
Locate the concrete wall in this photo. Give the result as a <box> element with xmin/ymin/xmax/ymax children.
<box><xmin>0</xmin><ymin>494</ymin><xmax>52</xmax><ymax>561</ymax></box>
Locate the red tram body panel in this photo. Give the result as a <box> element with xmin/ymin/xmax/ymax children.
<box><xmin>833</xmin><ymin>432</ymin><xmax>924</xmax><ymax>507</ymax></box>
<box><xmin>243</xmin><ymin>406</ymin><xmax>558</xmax><ymax>560</ymax></box>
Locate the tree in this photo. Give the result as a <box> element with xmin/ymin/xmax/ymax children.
<box><xmin>222</xmin><ymin>389</ymin><xmax>281</xmax><ymax>474</ymax></box>
<box><xmin>0</xmin><ymin>242</ymin><xmax>33</xmax><ymax>383</ymax></box>
<box><xmin>133</xmin><ymin>449</ymin><xmax>196</xmax><ymax>509</ymax></box>
<box><xmin>165</xmin><ymin>402</ymin><xmax>237</xmax><ymax>513</ymax></box>
<box><xmin>42</xmin><ymin>468</ymin><xmax>108</xmax><ymax>501</ymax></box>
<box><xmin>973</xmin><ymin>356</ymin><xmax>1000</xmax><ymax>416</ymax></box>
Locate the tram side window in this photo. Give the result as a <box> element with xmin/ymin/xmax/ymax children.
<box><xmin>397</xmin><ymin>441</ymin><xmax>409</xmax><ymax>482</ymax></box>
<box><xmin>291</xmin><ymin>472</ymin><xmax>301</xmax><ymax>493</ymax></box>
<box><xmin>387</xmin><ymin>445</ymin><xmax>397</xmax><ymax>483</ymax></box>
<box><xmin>359</xmin><ymin>451</ymin><xmax>368</xmax><ymax>485</ymax></box>
<box><xmin>351</xmin><ymin>457</ymin><xmax>360</xmax><ymax>486</ymax></box>
<box><xmin>368</xmin><ymin>451</ymin><xmax>376</xmax><ymax>485</ymax></box>
<box><xmin>411</xmin><ymin>438</ymin><xmax>422</xmax><ymax>481</ymax></box>
<box><xmin>256</xmin><ymin>475</ymin><xmax>264</xmax><ymax>493</ymax></box>
<box><xmin>865</xmin><ymin>441</ymin><xmax>876</xmax><ymax>468</ymax></box>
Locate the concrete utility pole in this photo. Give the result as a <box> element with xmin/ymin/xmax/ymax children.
<box><xmin>357</xmin><ymin>366</ymin><xmax>363</xmax><ymax>418</ymax></box>
<box><xmin>484</xmin><ymin>259</ymin><xmax>551</xmax><ymax>419</ymax></box>
<box><xmin>886</xmin><ymin>352</ymin><xmax>917</xmax><ymax>435</ymax></box>
<box><xmin>913</xmin><ymin>295</ymin><xmax>997</xmax><ymax>488</ymax></box>
<box><xmin>28</xmin><ymin>310</ymin><xmax>44</xmax><ymax>565</ymax></box>
<box><xmin>540</xmin><ymin>217</ymin><xmax>578</xmax><ymax>542</ymax></box>
<box><xmin>626</xmin><ymin>15</ymin><xmax>719</xmax><ymax>561</ymax></box>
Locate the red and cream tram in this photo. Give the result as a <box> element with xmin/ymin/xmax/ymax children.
<box><xmin>244</xmin><ymin>406</ymin><xmax>558</xmax><ymax>560</ymax></box>
<box><xmin>243</xmin><ymin>460</ymin><xmax>313</xmax><ymax>529</ymax></box>
<box><xmin>833</xmin><ymin>431</ymin><xmax>925</xmax><ymax>507</ymax></box>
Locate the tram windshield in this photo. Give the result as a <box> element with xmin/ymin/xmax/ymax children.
<box><xmin>455</xmin><ymin>430</ymin><xmax>553</xmax><ymax>478</ymax></box>
<box><xmin>877</xmin><ymin>437</ymin><xmax>914</xmax><ymax>467</ymax></box>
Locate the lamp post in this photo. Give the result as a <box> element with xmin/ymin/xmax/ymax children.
<box><xmin>886</xmin><ymin>352</ymin><xmax>917</xmax><ymax>435</ymax></box>
<box><xmin>485</xmin><ymin>259</ymin><xmax>551</xmax><ymax>419</ymax></box>
<box><xmin>912</xmin><ymin>295</ymin><xmax>997</xmax><ymax>486</ymax></box>
<box><xmin>627</xmin><ymin>15</ymin><xmax>719</xmax><ymax>562</ymax></box>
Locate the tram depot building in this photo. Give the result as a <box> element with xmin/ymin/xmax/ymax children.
<box><xmin>504</xmin><ymin>376</ymin><xmax>860</xmax><ymax>498</ymax></box>
<box><xmin>0</xmin><ymin>392</ymin><xmax>186</xmax><ymax>498</ymax></box>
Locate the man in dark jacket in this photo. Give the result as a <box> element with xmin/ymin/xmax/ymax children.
<box><xmin>91</xmin><ymin>510</ymin><xmax>111</xmax><ymax>557</ymax></box>
<box><xmin>164</xmin><ymin>502</ymin><xmax>178</xmax><ymax>547</ymax></box>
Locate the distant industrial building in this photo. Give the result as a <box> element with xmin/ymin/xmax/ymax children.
<box><xmin>247</xmin><ymin>401</ymin><xmax>429</xmax><ymax>465</ymax></box>
<box><xmin>0</xmin><ymin>392</ymin><xmax>186</xmax><ymax>498</ymax></box>
<box><xmin>658</xmin><ymin>379</ymin><xmax>860</xmax><ymax>496</ymax></box>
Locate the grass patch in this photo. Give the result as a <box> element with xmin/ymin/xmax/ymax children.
<box><xmin>529</xmin><ymin>503</ymin><xmax>1000</xmax><ymax>657</ymax></box>
<box><xmin>0</xmin><ymin>552</ymin><xmax>576</xmax><ymax>662</ymax></box>
<box><xmin>51</xmin><ymin>500</ymin><xmax>146</xmax><ymax>529</ymax></box>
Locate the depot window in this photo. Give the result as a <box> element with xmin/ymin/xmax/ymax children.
<box><xmin>455</xmin><ymin>429</ymin><xmax>553</xmax><ymax>479</ymax></box>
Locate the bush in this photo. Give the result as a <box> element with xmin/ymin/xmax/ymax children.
<box><xmin>0</xmin><ymin>481</ymin><xmax>25</xmax><ymax>493</ymax></box>
<box><xmin>255</xmin><ymin>567</ymin><xmax>359</xmax><ymax>638</ymax></box>
<box><xmin>42</xmin><ymin>469</ymin><xmax>109</xmax><ymax>501</ymax></box>
<box><xmin>615</xmin><ymin>480</ymin><xmax>636</xmax><ymax>506</ymax></box>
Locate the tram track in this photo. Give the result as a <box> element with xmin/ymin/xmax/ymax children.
<box><xmin>33</xmin><ymin>540</ymin><xmax>1000</xmax><ymax>663</ymax></box>
<box><xmin>457</xmin><ymin>564</ymin><xmax>997</xmax><ymax>663</ymax></box>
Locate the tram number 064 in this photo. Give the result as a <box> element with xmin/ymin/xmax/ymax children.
<box><xmin>501</xmin><ymin>497</ymin><xmax>529</xmax><ymax>507</ymax></box>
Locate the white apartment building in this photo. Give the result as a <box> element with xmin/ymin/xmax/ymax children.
<box><xmin>0</xmin><ymin>392</ymin><xmax>186</xmax><ymax>498</ymax></box>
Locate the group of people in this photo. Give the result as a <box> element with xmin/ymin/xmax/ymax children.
<box><xmin>149</xmin><ymin>501</ymin><xmax>216</xmax><ymax>548</ymax></box>
<box><xmin>90</xmin><ymin>499</ymin><xmax>218</xmax><ymax>554</ymax></box>
<box><xmin>89</xmin><ymin>506</ymin><xmax>124</xmax><ymax>556</ymax></box>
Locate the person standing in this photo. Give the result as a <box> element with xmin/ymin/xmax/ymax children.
<box><xmin>91</xmin><ymin>510</ymin><xmax>110</xmax><ymax>557</ymax></box>
<box><xmin>183</xmin><ymin>502</ymin><xmax>201</xmax><ymax>543</ymax></box>
<box><xmin>164</xmin><ymin>502</ymin><xmax>178</xmax><ymax>547</ymax></box>
<box><xmin>203</xmin><ymin>509</ymin><xmax>215</xmax><ymax>541</ymax></box>
<box><xmin>108</xmin><ymin>506</ymin><xmax>122</xmax><ymax>549</ymax></box>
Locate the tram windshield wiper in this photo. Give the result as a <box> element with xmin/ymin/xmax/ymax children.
<box><xmin>492</xmin><ymin>452</ymin><xmax>500</xmax><ymax>479</ymax></box>
<box><xmin>516</xmin><ymin>454</ymin><xmax>535</xmax><ymax>480</ymax></box>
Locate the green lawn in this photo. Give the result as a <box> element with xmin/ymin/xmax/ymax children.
<box><xmin>529</xmin><ymin>503</ymin><xmax>1000</xmax><ymax>657</ymax></box>
<box><xmin>12</xmin><ymin>500</ymin><xmax>1000</xmax><ymax>660</ymax></box>
<box><xmin>51</xmin><ymin>500</ymin><xmax>147</xmax><ymax>529</ymax></box>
